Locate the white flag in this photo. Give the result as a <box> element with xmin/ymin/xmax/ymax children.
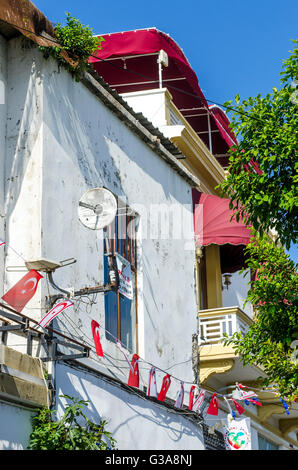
<box><xmin>192</xmin><ymin>390</ymin><xmax>205</xmax><ymax>412</ymax></box>
<box><xmin>115</xmin><ymin>253</ymin><xmax>133</xmax><ymax>300</ymax></box>
<box><xmin>224</xmin><ymin>418</ymin><xmax>251</xmax><ymax>450</ymax></box>
<box><xmin>174</xmin><ymin>381</ymin><xmax>185</xmax><ymax>408</ymax></box>
<box><xmin>147</xmin><ymin>367</ymin><xmax>158</xmax><ymax>398</ymax></box>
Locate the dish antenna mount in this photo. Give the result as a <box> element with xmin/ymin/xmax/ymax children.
<box><xmin>78</xmin><ymin>187</ymin><xmax>118</xmax><ymax>230</ymax></box>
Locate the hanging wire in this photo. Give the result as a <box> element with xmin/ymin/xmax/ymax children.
<box><xmin>54</xmin><ymin>303</ymin><xmax>298</xmax><ymax>411</ymax></box>
<box><xmin>61</xmin><ymin>306</ymin><xmax>196</xmax><ymax>385</ymax></box>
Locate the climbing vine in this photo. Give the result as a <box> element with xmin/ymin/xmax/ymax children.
<box><xmin>28</xmin><ymin>395</ymin><xmax>116</xmax><ymax>450</ymax></box>
<box><xmin>39</xmin><ymin>12</ymin><xmax>105</xmax><ymax>81</ymax></box>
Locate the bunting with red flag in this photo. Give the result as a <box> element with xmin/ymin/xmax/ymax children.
<box><xmin>39</xmin><ymin>299</ymin><xmax>73</xmax><ymax>328</ymax></box>
<box><xmin>2</xmin><ymin>269</ymin><xmax>43</xmax><ymax>312</ymax></box>
<box><xmin>147</xmin><ymin>367</ymin><xmax>158</xmax><ymax>398</ymax></box>
<box><xmin>174</xmin><ymin>381</ymin><xmax>185</xmax><ymax>409</ymax></box>
<box><xmin>189</xmin><ymin>385</ymin><xmax>196</xmax><ymax>410</ymax></box>
<box><xmin>128</xmin><ymin>354</ymin><xmax>140</xmax><ymax>388</ymax></box>
<box><xmin>192</xmin><ymin>390</ymin><xmax>205</xmax><ymax>413</ymax></box>
<box><xmin>91</xmin><ymin>320</ymin><xmax>104</xmax><ymax>358</ymax></box>
<box><xmin>207</xmin><ymin>393</ymin><xmax>219</xmax><ymax>416</ymax></box>
<box><xmin>157</xmin><ymin>374</ymin><xmax>171</xmax><ymax>402</ymax></box>
<box><xmin>232</xmin><ymin>398</ymin><xmax>245</xmax><ymax>415</ymax></box>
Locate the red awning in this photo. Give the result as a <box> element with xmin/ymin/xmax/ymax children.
<box><xmin>89</xmin><ymin>28</ymin><xmax>237</xmax><ymax>164</ymax></box>
<box><xmin>192</xmin><ymin>189</ymin><xmax>251</xmax><ymax>247</ymax></box>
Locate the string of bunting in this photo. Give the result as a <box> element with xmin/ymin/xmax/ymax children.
<box><xmin>0</xmin><ymin>238</ymin><xmax>294</xmax><ymax>422</ymax></box>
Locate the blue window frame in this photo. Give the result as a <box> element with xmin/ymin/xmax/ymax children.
<box><xmin>104</xmin><ymin>212</ymin><xmax>137</xmax><ymax>352</ymax></box>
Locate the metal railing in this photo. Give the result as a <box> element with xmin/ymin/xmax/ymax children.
<box><xmin>198</xmin><ymin>307</ymin><xmax>252</xmax><ymax>346</ymax></box>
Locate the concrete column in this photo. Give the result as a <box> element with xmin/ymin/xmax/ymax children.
<box><xmin>205</xmin><ymin>244</ymin><xmax>222</xmax><ymax>309</ymax></box>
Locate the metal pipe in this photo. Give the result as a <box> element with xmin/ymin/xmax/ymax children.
<box><xmin>158</xmin><ymin>61</ymin><xmax>163</xmax><ymax>89</ymax></box>
<box><xmin>207</xmin><ymin>112</ymin><xmax>213</xmax><ymax>154</ymax></box>
<box><xmin>47</xmin><ymin>271</ymin><xmax>70</xmax><ymax>296</ymax></box>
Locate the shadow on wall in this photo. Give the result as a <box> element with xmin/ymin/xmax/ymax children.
<box><xmin>41</xmin><ymin>55</ymin><xmax>196</xmax><ymax>356</ymax></box>
<box><xmin>4</xmin><ymin>39</ymin><xmax>44</xmax><ymax>259</ymax></box>
<box><xmin>4</xmin><ymin>40</ymin><xmax>194</xmax><ymax>262</ymax></box>
<box><xmin>43</xmin><ymin>54</ymin><xmax>192</xmax><ymax>206</ymax></box>
<box><xmin>55</xmin><ymin>362</ymin><xmax>201</xmax><ymax>449</ymax></box>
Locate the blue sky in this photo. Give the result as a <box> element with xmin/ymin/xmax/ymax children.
<box><xmin>32</xmin><ymin>0</ymin><xmax>298</xmax><ymax>263</ymax></box>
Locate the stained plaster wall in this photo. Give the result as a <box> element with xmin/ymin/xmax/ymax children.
<box><xmin>0</xmin><ymin>35</ymin><xmax>7</xmax><ymax>295</ymax></box>
<box><xmin>1</xmin><ymin>37</ymin><xmax>43</xmax><ymax>341</ymax></box>
<box><xmin>0</xmin><ymin>401</ymin><xmax>35</xmax><ymax>450</ymax></box>
<box><xmin>2</xmin><ymin>37</ymin><xmax>198</xmax><ymax>404</ymax></box>
<box><xmin>55</xmin><ymin>362</ymin><xmax>204</xmax><ymax>450</ymax></box>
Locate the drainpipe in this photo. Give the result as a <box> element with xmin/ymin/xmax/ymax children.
<box><xmin>193</xmin><ymin>245</ymin><xmax>203</xmax><ymax>390</ymax></box>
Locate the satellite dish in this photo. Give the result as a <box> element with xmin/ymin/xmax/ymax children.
<box><xmin>78</xmin><ymin>188</ymin><xmax>117</xmax><ymax>230</ymax></box>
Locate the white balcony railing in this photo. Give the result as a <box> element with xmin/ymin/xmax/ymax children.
<box><xmin>199</xmin><ymin>307</ymin><xmax>252</xmax><ymax>346</ymax></box>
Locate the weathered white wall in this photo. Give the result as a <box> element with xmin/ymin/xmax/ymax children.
<box><xmin>55</xmin><ymin>362</ymin><xmax>204</xmax><ymax>450</ymax></box>
<box><xmin>1</xmin><ymin>38</ymin><xmax>44</xmax><ymax>342</ymax></box>
<box><xmin>2</xmin><ymin>39</ymin><xmax>197</xmax><ymax>403</ymax></box>
<box><xmin>0</xmin><ymin>401</ymin><xmax>35</xmax><ymax>450</ymax></box>
<box><xmin>39</xmin><ymin>53</ymin><xmax>197</xmax><ymax>397</ymax></box>
<box><xmin>0</xmin><ymin>34</ymin><xmax>7</xmax><ymax>293</ymax></box>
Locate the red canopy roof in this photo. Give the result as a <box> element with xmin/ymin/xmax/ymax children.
<box><xmin>90</xmin><ymin>28</ymin><xmax>237</xmax><ymax>166</ymax></box>
<box><xmin>192</xmin><ymin>189</ymin><xmax>251</xmax><ymax>247</ymax></box>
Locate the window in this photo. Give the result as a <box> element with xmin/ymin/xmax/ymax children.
<box><xmin>103</xmin><ymin>207</ymin><xmax>138</xmax><ymax>352</ymax></box>
<box><xmin>258</xmin><ymin>435</ymin><xmax>279</xmax><ymax>450</ymax></box>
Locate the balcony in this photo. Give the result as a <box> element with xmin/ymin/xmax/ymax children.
<box><xmin>199</xmin><ymin>306</ymin><xmax>252</xmax><ymax>346</ymax></box>
<box><xmin>198</xmin><ymin>306</ymin><xmax>256</xmax><ymax>386</ymax></box>
<box><xmin>121</xmin><ymin>88</ymin><xmax>226</xmax><ymax>194</ymax></box>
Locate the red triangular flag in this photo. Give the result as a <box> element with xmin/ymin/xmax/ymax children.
<box><xmin>232</xmin><ymin>398</ymin><xmax>245</xmax><ymax>415</ymax></box>
<box><xmin>206</xmin><ymin>393</ymin><xmax>219</xmax><ymax>416</ymax></box>
<box><xmin>157</xmin><ymin>374</ymin><xmax>171</xmax><ymax>402</ymax></box>
<box><xmin>91</xmin><ymin>320</ymin><xmax>104</xmax><ymax>358</ymax></box>
<box><xmin>128</xmin><ymin>354</ymin><xmax>139</xmax><ymax>387</ymax></box>
<box><xmin>2</xmin><ymin>270</ymin><xmax>43</xmax><ymax>312</ymax></box>
<box><xmin>189</xmin><ymin>385</ymin><xmax>196</xmax><ymax>410</ymax></box>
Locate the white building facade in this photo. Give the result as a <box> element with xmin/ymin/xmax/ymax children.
<box><xmin>0</xmin><ymin>25</ymin><xmax>205</xmax><ymax>450</ymax></box>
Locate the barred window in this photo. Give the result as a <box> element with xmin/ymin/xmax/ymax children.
<box><xmin>103</xmin><ymin>207</ymin><xmax>138</xmax><ymax>352</ymax></box>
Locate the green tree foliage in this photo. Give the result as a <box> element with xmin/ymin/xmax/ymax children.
<box><xmin>220</xmin><ymin>40</ymin><xmax>298</xmax><ymax>250</ymax></box>
<box><xmin>39</xmin><ymin>12</ymin><xmax>105</xmax><ymax>81</ymax></box>
<box><xmin>224</xmin><ymin>235</ymin><xmax>298</xmax><ymax>401</ymax></box>
<box><xmin>28</xmin><ymin>395</ymin><xmax>116</xmax><ymax>450</ymax></box>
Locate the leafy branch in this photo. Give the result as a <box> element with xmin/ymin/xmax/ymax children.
<box><xmin>28</xmin><ymin>395</ymin><xmax>116</xmax><ymax>450</ymax></box>
<box><xmin>223</xmin><ymin>234</ymin><xmax>298</xmax><ymax>400</ymax></box>
<box><xmin>39</xmin><ymin>12</ymin><xmax>105</xmax><ymax>81</ymax></box>
<box><xmin>218</xmin><ymin>39</ymin><xmax>298</xmax><ymax>249</ymax></box>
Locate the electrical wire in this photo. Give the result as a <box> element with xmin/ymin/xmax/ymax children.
<box><xmin>52</xmin><ymin>302</ymin><xmax>298</xmax><ymax>414</ymax></box>
<box><xmin>61</xmin><ymin>306</ymin><xmax>196</xmax><ymax>385</ymax></box>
